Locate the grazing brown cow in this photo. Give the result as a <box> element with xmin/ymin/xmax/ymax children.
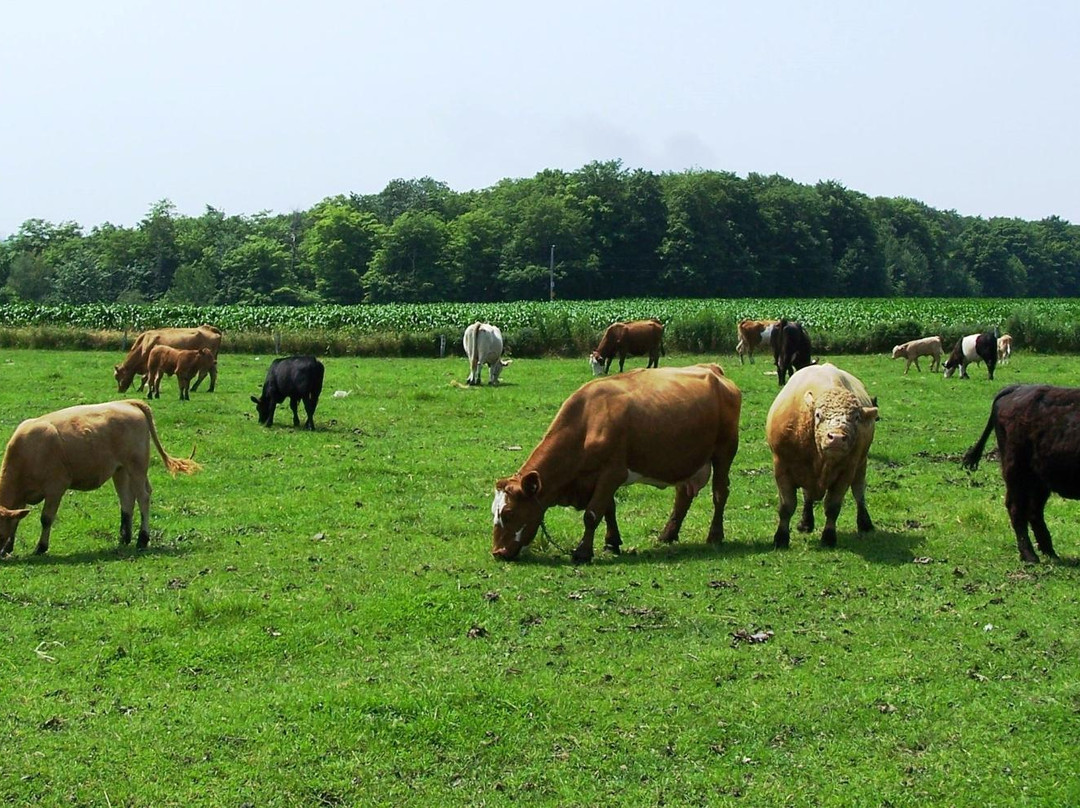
<box><xmin>491</xmin><ymin>364</ymin><xmax>741</xmax><ymax>563</ymax></box>
<box><xmin>891</xmin><ymin>336</ymin><xmax>943</xmax><ymax>374</ymax></box>
<box><xmin>0</xmin><ymin>400</ymin><xmax>201</xmax><ymax>556</ymax></box>
<box><xmin>146</xmin><ymin>346</ymin><xmax>218</xmax><ymax>400</ymax></box>
<box><xmin>589</xmin><ymin>319</ymin><xmax>664</xmax><ymax>375</ymax></box>
<box><xmin>735</xmin><ymin>319</ymin><xmax>780</xmax><ymax>365</ymax></box>
<box><xmin>765</xmin><ymin>363</ymin><xmax>878</xmax><ymax>548</ymax></box>
<box><xmin>114</xmin><ymin>325</ymin><xmax>222</xmax><ymax>393</ymax></box>
<box><xmin>962</xmin><ymin>384</ymin><xmax>1080</xmax><ymax>563</ymax></box>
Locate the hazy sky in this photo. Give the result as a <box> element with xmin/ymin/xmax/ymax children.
<box><xmin>3</xmin><ymin>1</ymin><xmax>1077</xmax><ymax>237</ymax></box>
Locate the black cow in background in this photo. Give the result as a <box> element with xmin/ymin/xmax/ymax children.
<box><xmin>251</xmin><ymin>356</ymin><xmax>325</xmax><ymax>430</ymax></box>
<box><xmin>963</xmin><ymin>384</ymin><xmax>1080</xmax><ymax>562</ymax></box>
<box><xmin>771</xmin><ymin>319</ymin><xmax>814</xmax><ymax>386</ymax></box>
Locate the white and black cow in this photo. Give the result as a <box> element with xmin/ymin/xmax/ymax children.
<box><xmin>943</xmin><ymin>331</ymin><xmax>997</xmax><ymax>380</ymax></box>
<box><xmin>463</xmin><ymin>322</ymin><xmax>511</xmax><ymax>386</ymax></box>
<box><xmin>251</xmin><ymin>356</ymin><xmax>325</xmax><ymax>430</ymax></box>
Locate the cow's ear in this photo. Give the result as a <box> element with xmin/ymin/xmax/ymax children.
<box><xmin>521</xmin><ymin>470</ymin><xmax>542</xmax><ymax>499</ymax></box>
<box><xmin>250</xmin><ymin>396</ymin><xmax>260</xmax><ymax>405</ymax></box>
<box><xmin>0</xmin><ymin>506</ymin><xmax>30</xmax><ymax>521</ymax></box>
<box><xmin>861</xmin><ymin>406</ymin><xmax>880</xmax><ymax>423</ymax></box>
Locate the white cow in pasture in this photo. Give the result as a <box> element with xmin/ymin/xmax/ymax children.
<box><xmin>463</xmin><ymin>322</ymin><xmax>512</xmax><ymax>386</ymax></box>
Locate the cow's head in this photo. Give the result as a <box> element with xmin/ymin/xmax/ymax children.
<box><xmin>490</xmin><ymin>358</ymin><xmax>513</xmax><ymax>385</ymax></box>
<box><xmin>250</xmin><ymin>395</ymin><xmax>272</xmax><ymax>425</ymax></box>
<box><xmin>891</xmin><ymin>345</ymin><xmax>904</xmax><ymax>359</ymax></box>
<box><xmin>806</xmin><ymin>391</ymin><xmax>879</xmax><ymax>455</ymax></box>
<box><xmin>491</xmin><ymin>471</ymin><xmax>545</xmax><ymax>560</ymax></box>
<box><xmin>114</xmin><ymin>364</ymin><xmax>136</xmax><ymax>392</ymax></box>
<box><xmin>942</xmin><ymin>358</ymin><xmax>959</xmax><ymax>379</ymax></box>
<box><xmin>589</xmin><ymin>352</ymin><xmax>606</xmax><ymax>376</ymax></box>
<box><xmin>0</xmin><ymin>506</ymin><xmax>31</xmax><ymax>555</ymax></box>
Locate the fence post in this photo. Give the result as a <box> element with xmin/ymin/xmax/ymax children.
<box><xmin>274</xmin><ymin>332</ymin><xmax>281</xmax><ymax>353</ymax></box>
<box><xmin>439</xmin><ymin>334</ymin><xmax>446</xmax><ymax>358</ymax></box>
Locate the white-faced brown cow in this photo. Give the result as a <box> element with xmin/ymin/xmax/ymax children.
<box><xmin>114</xmin><ymin>325</ymin><xmax>222</xmax><ymax>393</ymax></box>
<box><xmin>463</xmin><ymin>322</ymin><xmax>511</xmax><ymax>386</ymax></box>
<box><xmin>735</xmin><ymin>319</ymin><xmax>780</xmax><ymax>365</ymax></box>
<box><xmin>0</xmin><ymin>400</ymin><xmax>201</xmax><ymax>556</ymax></box>
<box><xmin>589</xmin><ymin>319</ymin><xmax>664</xmax><ymax>376</ymax></box>
<box><xmin>491</xmin><ymin>364</ymin><xmax>741</xmax><ymax>563</ymax></box>
<box><xmin>146</xmin><ymin>346</ymin><xmax>218</xmax><ymax>400</ymax></box>
<box><xmin>891</xmin><ymin>336</ymin><xmax>943</xmax><ymax>375</ymax></box>
<box><xmin>765</xmin><ymin>363</ymin><xmax>879</xmax><ymax>548</ymax></box>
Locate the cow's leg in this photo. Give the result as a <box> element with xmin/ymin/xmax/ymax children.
<box><xmin>961</xmin><ymin>362</ymin><xmax>970</xmax><ymax>379</ymax></box>
<box><xmin>34</xmin><ymin>494</ymin><xmax>64</xmax><ymax>555</ymax></box>
<box><xmin>912</xmin><ymin>356</ymin><xmax>921</xmax><ymax>373</ymax></box>
<box><xmin>736</xmin><ymin>339</ymin><xmax>746</xmax><ymax>365</ymax></box>
<box><xmin>1025</xmin><ymin>484</ymin><xmax>1057</xmax><ymax>559</ymax></box>
<box><xmin>852</xmin><ymin>456</ymin><xmax>874</xmax><ymax>533</ymax></box>
<box><xmin>773</xmin><ymin>469</ymin><xmax>797</xmax><ymax>548</ymax></box>
<box><xmin>705</xmin><ymin>449</ymin><xmax>736</xmax><ymax>544</ymax></box>
<box><xmin>602</xmin><ymin>503</ymin><xmax>621</xmax><ymax>554</ymax></box>
<box><xmin>113</xmin><ymin>469</ymin><xmax>136</xmax><ymax>546</ymax></box>
<box><xmin>572</xmin><ymin>472</ymin><xmax>622</xmax><ymax>564</ymax></box>
<box><xmin>303</xmin><ymin>395</ymin><xmax>317</xmax><ymax>430</ymax></box>
<box><xmin>931</xmin><ymin>353</ymin><xmax>941</xmax><ymax>372</ymax></box>
<box><xmin>190</xmin><ymin>369</ymin><xmax>206</xmax><ymax>393</ymax></box>
<box><xmin>290</xmin><ymin>397</ymin><xmax>301</xmax><ymax>427</ymax></box>
<box><xmin>797</xmin><ymin>490</ymin><xmax>815</xmax><ymax>533</ymax></box>
<box><xmin>658</xmin><ymin>485</ymin><xmax>695</xmax><ymax>545</ymax></box>
<box><xmin>135</xmin><ymin>474</ymin><xmax>152</xmax><ymax>549</ymax></box>
<box><xmin>820</xmin><ymin>483</ymin><xmax>847</xmax><ymax>548</ymax></box>
<box><xmin>987</xmin><ymin>359</ymin><xmax>996</xmax><ymax>381</ymax></box>
<box><xmin>1005</xmin><ymin>484</ymin><xmax>1039</xmax><ymax>563</ymax></box>
<box><xmin>617</xmin><ymin>355</ymin><xmax>625</xmax><ymax>373</ymax></box>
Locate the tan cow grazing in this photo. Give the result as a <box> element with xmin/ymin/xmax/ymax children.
<box><xmin>765</xmin><ymin>363</ymin><xmax>878</xmax><ymax>549</ymax></box>
<box><xmin>491</xmin><ymin>364</ymin><xmax>741</xmax><ymax>563</ymax></box>
<box><xmin>0</xmin><ymin>400</ymin><xmax>201</xmax><ymax>556</ymax></box>
<box><xmin>735</xmin><ymin>319</ymin><xmax>780</xmax><ymax>365</ymax></box>
<box><xmin>997</xmin><ymin>333</ymin><xmax>1013</xmax><ymax>364</ymax></box>
<box><xmin>589</xmin><ymin>319</ymin><xmax>665</xmax><ymax>375</ymax></box>
<box><xmin>891</xmin><ymin>336</ymin><xmax>943</xmax><ymax>374</ymax></box>
<box><xmin>146</xmin><ymin>346</ymin><xmax>218</xmax><ymax>400</ymax></box>
<box><xmin>114</xmin><ymin>325</ymin><xmax>222</xmax><ymax>393</ymax></box>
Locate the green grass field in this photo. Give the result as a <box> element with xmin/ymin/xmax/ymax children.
<box><xmin>2</xmin><ymin>347</ymin><xmax>1079</xmax><ymax>806</ymax></box>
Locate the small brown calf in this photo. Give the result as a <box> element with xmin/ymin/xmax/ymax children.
<box><xmin>147</xmin><ymin>345</ymin><xmax>218</xmax><ymax>400</ymax></box>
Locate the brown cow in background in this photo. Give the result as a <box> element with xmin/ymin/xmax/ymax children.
<box><xmin>114</xmin><ymin>325</ymin><xmax>222</xmax><ymax>393</ymax></box>
<box><xmin>735</xmin><ymin>319</ymin><xmax>780</xmax><ymax>365</ymax></box>
<box><xmin>146</xmin><ymin>346</ymin><xmax>218</xmax><ymax>400</ymax></box>
<box><xmin>589</xmin><ymin>319</ymin><xmax>665</xmax><ymax>375</ymax></box>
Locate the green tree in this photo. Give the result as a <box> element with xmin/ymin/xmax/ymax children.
<box><xmin>218</xmin><ymin>236</ymin><xmax>292</xmax><ymax>304</ymax></box>
<box><xmin>363</xmin><ymin>211</ymin><xmax>450</xmax><ymax>302</ymax></box>
<box><xmin>301</xmin><ymin>203</ymin><xmax>382</xmax><ymax>304</ymax></box>
<box><xmin>446</xmin><ymin>209</ymin><xmax>509</xmax><ymax>301</ymax></box>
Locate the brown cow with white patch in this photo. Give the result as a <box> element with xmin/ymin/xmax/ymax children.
<box><xmin>146</xmin><ymin>346</ymin><xmax>218</xmax><ymax>400</ymax></box>
<box><xmin>891</xmin><ymin>336</ymin><xmax>943</xmax><ymax>374</ymax></box>
<box><xmin>735</xmin><ymin>319</ymin><xmax>780</xmax><ymax>365</ymax></box>
<box><xmin>589</xmin><ymin>319</ymin><xmax>664</xmax><ymax>375</ymax></box>
<box><xmin>765</xmin><ymin>363</ymin><xmax>878</xmax><ymax>548</ymax></box>
<box><xmin>114</xmin><ymin>325</ymin><xmax>222</xmax><ymax>393</ymax></box>
<box><xmin>491</xmin><ymin>364</ymin><xmax>741</xmax><ymax>563</ymax></box>
<box><xmin>0</xmin><ymin>400</ymin><xmax>201</xmax><ymax>556</ymax></box>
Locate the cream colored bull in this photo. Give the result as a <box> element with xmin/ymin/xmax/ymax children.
<box><xmin>765</xmin><ymin>363</ymin><xmax>878</xmax><ymax>548</ymax></box>
<box><xmin>0</xmin><ymin>400</ymin><xmax>201</xmax><ymax>556</ymax></box>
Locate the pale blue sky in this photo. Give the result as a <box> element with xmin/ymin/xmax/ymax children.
<box><xmin>2</xmin><ymin>1</ymin><xmax>1077</xmax><ymax>237</ymax></box>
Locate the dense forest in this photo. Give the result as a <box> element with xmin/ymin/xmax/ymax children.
<box><xmin>2</xmin><ymin>160</ymin><xmax>1078</xmax><ymax>305</ymax></box>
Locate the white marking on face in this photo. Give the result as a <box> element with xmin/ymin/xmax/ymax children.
<box><xmin>492</xmin><ymin>490</ymin><xmax>507</xmax><ymax>527</ymax></box>
<box><xmin>513</xmin><ymin>527</ymin><xmax>524</xmax><ymax>544</ymax></box>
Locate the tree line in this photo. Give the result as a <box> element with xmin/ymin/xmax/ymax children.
<box><xmin>2</xmin><ymin>160</ymin><xmax>1078</xmax><ymax>305</ymax></box>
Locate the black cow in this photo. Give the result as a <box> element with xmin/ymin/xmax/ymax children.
<box><xmin>771</xmin><ymin>319</ymin><xmax>813</xmax><ymax>387</ymax></box>
<box><xmin>962</xmin><ymin>384</ymin><xmax>1080</xmax><ymax>562</ymax></box>
<box><xmin>250</xmin><ymin>356</ymin><xmax>325</xmax><ymax>430</ymax></box>
<box><xmin>943</xmin><ymin>331</ymin><xmax>997</xmax><ymax>380</ymax></box>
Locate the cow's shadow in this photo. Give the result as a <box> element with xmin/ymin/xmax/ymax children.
<box><xmin>825</xmin><ymin>528</ymin><xmax>926</xmax><ymax>565</ymax></box>
<box><xmin>5</xmin><ymin>542</ymin><xmax>192</xmax><ymax>567</ymax></box>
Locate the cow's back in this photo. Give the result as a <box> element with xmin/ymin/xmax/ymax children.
<box><xmin>266</xmin><ymin>356</ymin><xmax>324</xmax><ymax>398</ymax></box>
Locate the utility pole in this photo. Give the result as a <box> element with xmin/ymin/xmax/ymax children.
<box><xmin>549</xmin><ymin>244</ymin><xmax>555</xmax><ymax>301</ymax></box>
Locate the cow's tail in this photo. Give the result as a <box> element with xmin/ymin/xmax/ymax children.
<box><xmin>129</xmin><ymin>400</ymin><xmax>202</xmax><ymax>476</ymax></box>
<box><xmin>961</xmin><ymin>385</ymin><xmax>1020</xmax><ymax>471</ymax></box>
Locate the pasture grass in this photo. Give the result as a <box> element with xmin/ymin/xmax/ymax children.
<box><xmin>2</xmin><ymin>347</ymin><xmax>1080</xmax><ymax>806</ymax></box>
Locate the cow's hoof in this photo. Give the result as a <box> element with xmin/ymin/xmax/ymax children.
<box><xmin>820</xmin><ymin>529</ymin><xmax>837</xmax><ymax>547</ymax></box>
<box><xmin>705</xmin><ymin>532</ymin><xmax>724</xmax><ymax>545</ymax></box>
<box><xmin>136</xmin><ymin>531</ymin><xmax>150</xmax><ymax>549</ymax></box>
<box><xmin>796</xmin><ymin>520</ymin><xmax>814</xmax><ymax>533</ymax></box>
<box><xmin>603</xmin><ymin>543</ymin><xmax>621</xmax><ymax>555</ymax></box>
<box><xmin>34</xmin><ymin>544</ymin><xmax>48</xmax><ymax>555</ymax></box>
<box><xmin>857</xmin><ymin>516</ymin><xmax>874</xmax><ymax>533</ymax></box>
<box><xmin>571</xmin><ymin>550</ymin><xmax>593</xmax><ymax>565</ymax></box>
<box><xmin>773</xmin><ymin>530</ymin><xmax>790</xmax><ymax>549</ymax></box>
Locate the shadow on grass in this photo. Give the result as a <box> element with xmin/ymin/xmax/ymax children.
<box><xmin>831</xmin><ymin>528</ymin><xmax>926</xmax><ymax>565</ymax></box>
<box><xmin>6</xmin><ymin>541</ymin><xmax>192</xmax><ymax>567</ymax></box>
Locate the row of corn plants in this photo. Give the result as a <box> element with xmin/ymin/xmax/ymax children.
<box><xmin>0</xmin><ymin>299</ymin><xmax>1077</xmax><ymax>355</ymax></box>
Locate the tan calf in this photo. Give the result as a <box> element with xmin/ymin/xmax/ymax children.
<box><xmin>891</xmin><ymin>336</ymin><xmax>943</xmax><ymax>374</ymax></box>
<box><xmin>0</xmin><ymin>400</ymin><xmax>200</xmax><ymax>556</ymax></box>
<box><xmin>147</xmin><ymin>345</ymin><xmax>218</xmax><ymax>400</ymax></box>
